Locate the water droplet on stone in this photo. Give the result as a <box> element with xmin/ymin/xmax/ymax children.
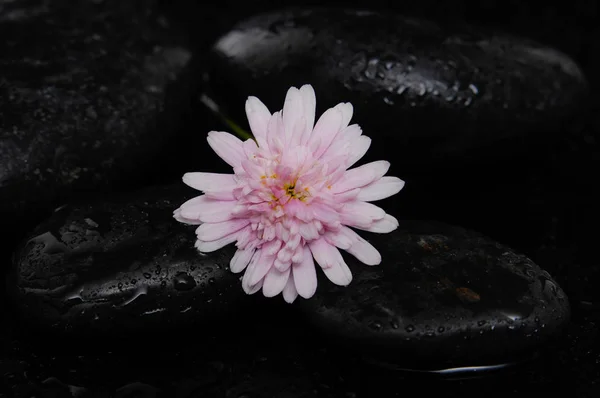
<box><xmin>369</xmin><ymin>321</ymin><xmax>383</xmax><ymax>331</ymax></box>
<box><xmin>478</xmin><ymin>320</ymin><xmax>487</xmax><ymax>326</ymax></box>
<box><xmin>390</xmin><ymin>320</ymin><xmax>399</xmax><ymax>329</ymax></box>
<box><xmin>27</xmin><ymin>231</ymin><xmax>70</xmax><ymax>255</ymax></box>
<box><xmin>173</xmin><ymin>272</ymin><xmax>196</xmax><ymax>291</ymax></box>
<box><xmin>437</xmin><ymin>326</ymin><xmax>445</xmax><ymax>333</ymax></box>
<box><xmin>208</xmin><ymin>277</ymin><xmax>216</xmax><ymax>284</ymax></box>
<box><xmin>383</xmin><ymin>96</ymin><xmax>394</xmax><ymax>105</ymax></box>
<box><xmin>119</xmin><ymin>285</ymin><xmax>148</xmax><ymax>307</ymax></box>
<box><xmin>405</xmin><ymin>324</ymin><xmax>415</xmax><ymax>333</ymax></box>
<box><xmin>143</xmin><ymin>273</ymin><xmax>151</xmax><ymax>279</ymax></box>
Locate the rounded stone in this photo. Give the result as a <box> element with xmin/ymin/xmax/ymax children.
<box><xmin>0</xmin><ymin>0</ymin><xmax>197</xmax><ymax>252</ymax></box>
<box><xmin>295</xmin><ymin>220</ymin><xmax>570</xmax><ymax>370</ymax></box>
<box><xmin>208</xmin><ymin>8</ymin><xmax>587</xmax><ymax>171</ymax></box>
<box><xmin>7</xmin><ymin>185</ymin><xmax>247</xmax><ymax>336</ymax></box>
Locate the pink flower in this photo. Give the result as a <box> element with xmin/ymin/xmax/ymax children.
<box><xmin>174</xmin><ymin>84</ymin><xmax>404</xmax><ymax>303</ymax></box>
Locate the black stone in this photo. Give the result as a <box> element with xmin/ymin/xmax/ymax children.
<box><xmin>206</xmin><ymin>7</ymin><xmax>590</xmax><ymax>254</ymax></box>
<box><xmin>7</xmin><ymin>185</ymin><xmax>248</xmax><ymax>336</ymax></box>
<box><xmin>208</xmin><ymin>8</ymin><xmax>587</xmax><ymax>169</ymax></box>
<box><xmin>296</xmin><ymin>220</ymin><xmax>570</xmax><ymax>370</ymax></box>
<box><xmin>0</xmin><ymin>0</ymin><xmax>197</xmax><ymax>250</ymax></box>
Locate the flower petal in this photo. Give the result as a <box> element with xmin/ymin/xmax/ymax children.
<box><xmin>355</xmin><ymin>214</ymin><xmax>399</xmax><ymax>233</ymax></box>
<box><xmin>230</xmin><ymin>248</ymin><xmax>255</xmax><ymax>273</ymax></box>
<box><xmin>182</xmin><ymin>172</ymin><xmax>237</xmax><ymax>192</ymax></box>
<box><xmin>282</xmin><ymin>86</ymin><xmax>304</xmax><ymax>145</ymax></box>
<box><xmin>346</xmin><ymin>135</ymin><xmax>371</xmax><ymax>168</ymax></box>
<box><xmin>262</xmin><ymin>267</ymin><xmax>291</xmax><ymax>297</ymax></box>
<box><xmin>340</xmin><ymin>227</ymin><xmax>381</xmax><ymax>265</ymax></box>
<box><xmin>293</xmin><ymin>245</ymin><xmax>317</xmax><ymax>299</ymax></box>
<box><xmin>266</xmin><ymin>111</ymin><xmax>284</xmax><ymax>154</ymax></box>
<box><xmin>334</xmin><ymin>102</ymin><xmax>353</xmax><ymax>130</ymax></box>
<box><xmin>309</xmin><ymin>239</ymin><xmax>352</xmax><ymax>286</ymax></box>
<box><xmin>194</xmin><ymin>227</ymin><xmax>242</xmax><ymax>253</ymax></box>
<box><xmin>310</xmin><ymin>107</ymin><xmax>343</xmax><ymax>159</ymax></box>
<box><xmin>332</xmin><ymin>161</ymin><xmax>390</xmax><ymax>194</ymax></box>
<box><xmin>242</xmin><ymin>249</ymin><xmax>263</xmax><ymax>293</ymax></box>
<box><xmin>356</xmin><ymin>176</ymin><xmax>405</xmax><ymax>202</ymax></box>
<box><xmin>246</xmin><ymin>250</ymin><xmax>275</xmax><ymax>287</ymax></box>
<box><xmin>339</xmin><ymin>201</ymin><xmax>386</xmax><ymax>228</ymax></box>
<box><xmin>245</xmin><ymin>96</ymin><xmax>271</xmax><ymax>147</ymax></box>
<box><xmin>324</xmin><ymin>230</ymin><xmax>353</xmax><ymax>250</ymax></box>
<box><xmin>282</xmin><ymin>272</ymin><xmax>299</xmax><ymax>303</ymax></box>
<box><xmin>173</xmin><ymin>208</ymin><xmax>202</xmax><ymax>225</ymax></box>
<box><xmin>179</xmin><ymin>195</ymin><xmax>237</xmax><ymax>223</ymax></box>
<box><xmin>195</xmin><ymin>219</ymin><xmax>249</xmax><ymax>241</ymax></box>
<box><xmin>207</xmin><ymin>131</ymin><xmax>245</xmax><ymax>168</ymax></box>
<box><xmin>299</xmin><ymin>84</ymin><xmax>316</xmax><ymax>144</ymax></box>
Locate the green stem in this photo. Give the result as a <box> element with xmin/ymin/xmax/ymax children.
<box><xmin>200</xmin><ymin>94</ymin><xmax>253</xmax><ymax>140</ymax></box>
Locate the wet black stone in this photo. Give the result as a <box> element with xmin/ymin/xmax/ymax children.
<box><xmin>0</xmin><ymin>0</ymin><xmax>197</xmax><ymax>250</ymax></box>
<box><xmin>7</xmin><ymin>185</ymin><xmax>247</xmax><ymax>336</ymax></box>
<box><xmin>208</xmin><ymin>8</ymin><xmax>587</xmax><ymax>170</ymax></box>
<box><xmin>296</xmin><ymin>220</ymin><xmax>571</xmax><ymax>370</ymax></box>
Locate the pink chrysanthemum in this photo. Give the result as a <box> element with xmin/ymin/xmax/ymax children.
<box><xmin>174</xmin><ymin>84</ymin><xmax>404</xmax><ymax>303</ymax></box>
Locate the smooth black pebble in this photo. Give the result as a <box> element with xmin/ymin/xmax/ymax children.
<box><xmin>208</xmin><ymin>7</ymin><xmax>587</xmax><ymax>169</ymax></box>
<box><xmin>8</xmin><ymin>185</ymin><xmax>247</xmax><ymax>337</ymax></box>
<box><xmin>296</xmin><ymin>220</ymin><xmax>570</xmax><ymax>371</ymax></box>
<box><xmin>207</xmin><ymin>7</ymin><xmax>589</xmax><ymax>252</ymax></box>
<box><xmin>0</xmin><ymin>0</ymin><xmax>197</xmax><ymax>250</ymax></box>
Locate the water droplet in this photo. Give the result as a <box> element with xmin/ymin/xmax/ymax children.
<box><xmin>173</xmin><ymin>272</ymin><xmax>197</xmax><ymax>291</ymax></box>
<box><xmin>155</xmin><ymin>267</ymin><xmax>161</xmax><ymax>275</ymax></box>
<box><xmin>143</xmin><ymin>273</ymin><xmax>151</xmax><ymax>279</ymax></box>
<box><xmin>534</xmin><ymin>317</ymin><xmax>540</xmax><ymax>323</ymax></box>
<box><xmin>383</xmin><ymin>96</ymin><xmax>394</xmax><ymax>105</ymax></box>
<box><xmin>119</xmin><ymin>285</ymin><xmax>148</xmax><ymax>307</ymax></box>
<box><xmin>160</xmin><ymin>280</ymin><xmax>166</xmax><ymax>288</ymax></box>
<box><xmin>437</xmin><ymin>326</ymin><xmax>445</xmax><ymax>333</ymax></box>
<box><xmin>405</xmin><ymin>325</ymin><xmax>415</xmax><ymax>333</ymax></box>
<box><xmin>478</xmin><ymin>320</ymin><xmax>487</xmax><ymax>326</ymax></box>
<box><xmin>117</xmin><ymin>282</ymin><xmax>123</xmax><ymax>289</ymax></box>
<box><xmin>131</xmin><ymin>279</ymin><xmax>137</xmax><ymax>285</ymax></box>
<box><xmin>369</xmin><ymin>321</ymin><xmax>382</xmax><ymax>331</ymax></box>
<box><xmin>364</xmin><ymin>58</ymin><xmax>378</xmax><ymax>79</ymax></box>
<box><xmin>27</xmin><ymin>231</ymin><xmax>70</xmax><ymax>255</ymax></box>
<box><xmin>390</xmin><ymin>320</ymin><xmax>399</xmax><ymax>329</ymax></box>
<box><xmin>468</xmin><ymin>83</ymin><xmax>479</xmax><ymax>95</ymax></box>
<box><xmin>208</xmin><ymin>277</ymin><xmax>216</xmax><ymax>284</ymax></box>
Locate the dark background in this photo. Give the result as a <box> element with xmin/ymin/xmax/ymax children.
<box><xmin>2</xmin><ymin>0</ymin><xmax>599</xmax><ymax>397</ymax></box>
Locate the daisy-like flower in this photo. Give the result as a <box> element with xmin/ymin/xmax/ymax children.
<box><xmin>174</xmin><ymin>84</ymin><xmax>404</xmax><ymax>303</ymax></box>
